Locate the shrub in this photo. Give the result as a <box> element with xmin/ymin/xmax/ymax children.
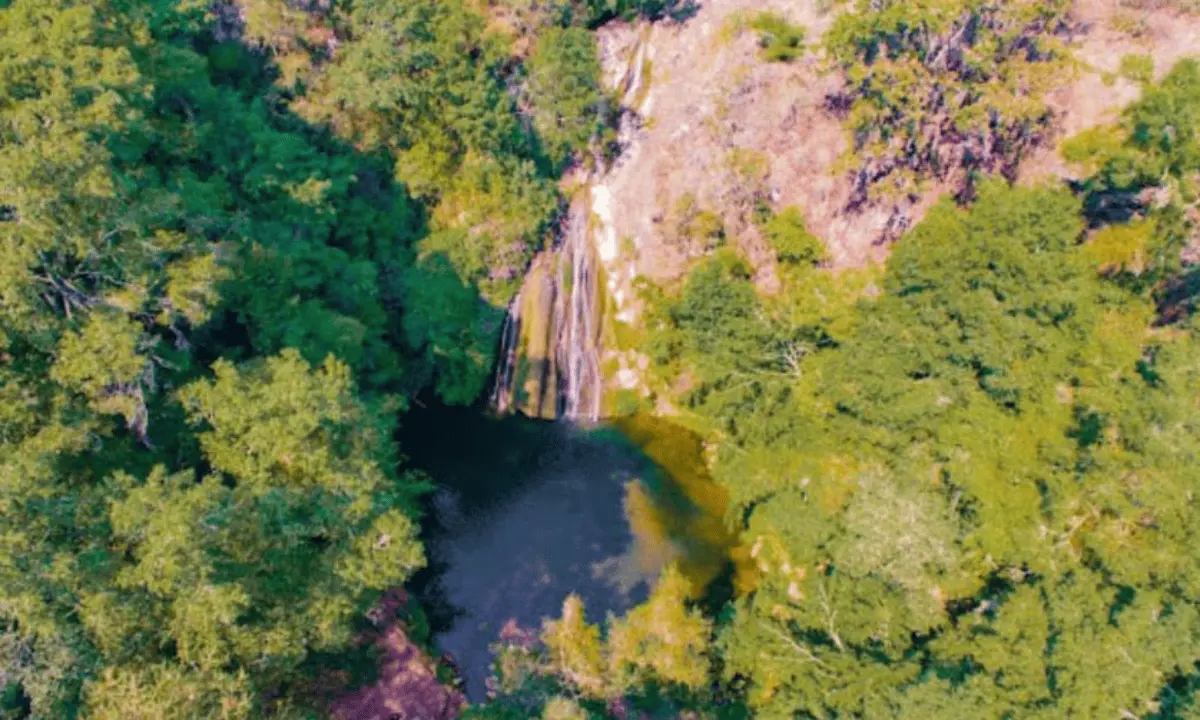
<box><xmin>749</xmin><ymin>12</ymin><xmax>805</xmax><ymax>63</ymax></box>
<box><xmin>763</xmin><ymin>207</ymin><xmax>826</xmax><ymax>265</ymax></box>
<box><xmin>1119</xmin><ymin>53</ymin><xmax>1155</xmax><ymax>84</ymax></box>
<box><xmin>826</xmin><ymin>0</ymin><xmax>1074</xmax><ymax>203</ymax></box>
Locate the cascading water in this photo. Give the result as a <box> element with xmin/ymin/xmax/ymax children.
<box><xmin>490</xmin><ymin>28</ymin><xmax>656</xmax><ymax>423</ymax></box>
<box><xmin>556</xmin><ymin>203</ymin><xmax>605</xmax><ymax>420</ymax></box>
<box><xmin>490</xmin><ymin>199</ymin><xmax>605</xmax><ymax>423</ymax></box>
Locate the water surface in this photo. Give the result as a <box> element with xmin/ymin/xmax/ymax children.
<box><xmin>403</xmin><ymin>408</ymin><xmax>742</xmax><ymax>700</ymax></box>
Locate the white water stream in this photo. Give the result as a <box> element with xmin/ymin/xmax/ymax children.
<box><xmin>490</xmin><ymin>28</ymin><xmax>655</xmax><ymax>422</ymax></box>
<box><xmin>490</xmin><ymin>199</ymin><xmax>605</xmax><ymax>422</ymax></box>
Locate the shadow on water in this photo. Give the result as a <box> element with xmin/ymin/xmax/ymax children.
<box><xmin>400</xmin><ymin>406</ymin><xmax>746</xmax><ymax>701</ymax></box>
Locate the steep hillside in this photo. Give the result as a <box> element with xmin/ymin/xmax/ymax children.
<box><xmin>1026</xmin><ymin>0</ymin><xmax>1200</xmax><ymax>179</ymax></box>
<box><xmin>591</xmin><ymin>0</ymin><xmax>1200</xmax><ymax>290</ymax></box>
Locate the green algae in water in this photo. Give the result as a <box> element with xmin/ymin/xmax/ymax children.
<box><xmin>593</xmin><ymin>413</ymin><xmax>758</xmax><ymax>598</ymax></box>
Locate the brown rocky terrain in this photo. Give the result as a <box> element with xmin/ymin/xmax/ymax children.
<box><xmin>330</xmin><ymin>590</ymin><xmax>465</xmax><ymax>720</ymax></box>
<box><xmin>592</xmin><ymin>0</ymin><xmax>1200</xmax><ymax>292</ymax></box>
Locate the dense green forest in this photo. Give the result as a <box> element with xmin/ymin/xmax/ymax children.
<box><xmin>2</xmin><ymin>0</ymin><xmax>1199</xmax><ymax>718</ymax></box>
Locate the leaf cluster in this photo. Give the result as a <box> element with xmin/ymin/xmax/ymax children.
<box><xmin>640</xmin><ymin>182</ymin><xmax>1200</xmax><ymax>719</ymax></box>
<box><xmin>826</xmin><ymin>0</ymin><xmax>1074</xmax><ymax>204</ymax></box>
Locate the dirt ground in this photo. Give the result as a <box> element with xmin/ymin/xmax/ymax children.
<box><xmin>330</xmin><ymin>590</ymin><xmax>465</xmax><ymax>720</ymax></box>
<box><xmin>595</xmin><ymin>0</ymin><xmax>880</xmax><ymax>282</ymax></box>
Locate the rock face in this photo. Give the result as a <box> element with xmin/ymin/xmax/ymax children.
<box><xmin>493</xmin><ymin>0</ymin><xmax>1200</xmax><ymax>422</ymax></box>
<box><xmin>330</xmin><ymin>590</ymin><xmax>465</xmax><ymax>720</ymax></box>
<box><xmin>593</xmin><ymin>0</ymin><xmax>1200</xmax><ymax>281</ymax></box>
<box><xmin>592</xmin><ymin>0</ymin><xmax>902</xmax><ymax>283</ymax></box>
<box><xmin>491</xmin><ymin>198</ymin><xmax>605</xmax><ymax>421</ymax></box>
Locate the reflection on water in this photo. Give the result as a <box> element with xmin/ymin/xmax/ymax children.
<box><xmin>608</xmin><ymin>414</ymin><xmax>758</xmax><ymax>598</ymax></box>
<box><xmin>401</xmin><ymin>407</ymin><xmax>744</xmax><ymax>701</ymax></box>
<box><xmin>590</xmin><ymin>479</ymin><xmax>677</xmax><ymax>596</ymax></box>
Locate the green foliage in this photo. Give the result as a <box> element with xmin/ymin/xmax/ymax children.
<box><xmin>761</xmin><ymin>206</ymin><xmax>825</xmax><ymax>265</ymax></box>
<box><xmin>642</xmin><ymin>248</ymin><xmax>836</xmax><ymax>446</ymax></box>
<box><xmin>83</xmin><ymin>664</ymin><xmax>254</xmax><ymax>720</ymax></box>
<box><xmin>0</xmin><ymin>1</ymin><xmax>437</xmax><ymax>714</ymax></box>
<box><xmin>526</xmin><ymin>27</ymin><xmax>608</xmax><ymax>170</ymax></box>
<box><xmin>1084</xmin><ymin>218</ymin><xmax>1156</xmax><ymax>274</ymax></box>
<box><xmin>1061</xmin><ymin>59</ymin><xmax>1200</xmax><ymax>288</ymax></box>
<box><xmin>748</xmin><ymin>12</ymin><xmax>805</xmax><ymax>63</ymax></box>
<box><xmin>1120</xmin><ymin>52</ymin><xmax>1156</xmax><ymax>84</ymax></box>
<box><xmin>542</xmin><ymin>595</ymin><xmax>607</xmax><ymax>698</ymax></box>
<box><xmin>605</xmin><ymin>566</ymin><xmax>711</xmax><ymax>693</ymax></box>
<box><xmin>575</xmin><ymin>0</ymin><xmax>700</xmax><ymax>26</ymax></box>
<box><xmin>402</xmin><ymin>251</ymin><xmax>507</xmax><ymax>404</ymax></box>
<box><xmin>541</xmin><ymin>697</ymin><xmax>591</xmax><ymax>720</ymax></box>
<box><xmin>645</xmin><ymin>252</ymin><xmax>779</xmax><ymax>431</ymax></box>
<box><xmin>8</xmin><ymin>0</ymin><xmax>1200</xmax><ymax>717</ymax></box>
<box><xmin>495</xmin><ymin>0</ymin><xmax>699</xmax><ymax>34</ymax></box>
<box><xmin>642</xmin><ymin>182</ymin><xmax>1200</xmax><ymax>718</ymax></box>
<box><xmin>306</xmin><ymin>0</ymin><xmax>568</xmax><ymax>400</ymax></box>
<box><xmin>3</xmin><ymin>345</ymin><xmax>427</xmax><ymax>716</ymax></box>
<box><xmin>826</xmin><ymin>0</ymin><xmax>1073</xmax><ymax>202</ymax></box>
<box><xmin>1065</xmin><ymin>59</ymin><xmax>1200</xmax><ymax>196</ymax></box>
<box><xmin>482</xmin><ymin>566</ymin><xmax>717</xmax><ymax>717</ymax></box>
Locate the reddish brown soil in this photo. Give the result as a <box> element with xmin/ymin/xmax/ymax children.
<box><xmin>330</xmin><ymin>590</ymin><xmax>465</xmax><ymax>720</ymax></box>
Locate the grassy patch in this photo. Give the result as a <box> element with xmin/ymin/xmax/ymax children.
<box><xmin>719</xmin><ymin>10</ymin><xmax>806</xmax><ymax>63</ymax></box>
<box><xmin>1119</xmin><ymin>53</ymin><xmax>1155</xmax><ymax>84</ymax></box>
<box><xmin>613</xmin><ymin>316</ymin><xmax>648</xmax><ymax>352</ymax></box>
<box><xmin>749</xmin><ymin>12</ymin><xmax>805</xmax><ymax>63</ymax></box>
<box><xmin>761</xmin><ymin>206</ymin><xmax>827</xmax><ymax>266</ymax></box>
<box><xmin>611</xmin><ymin>388</ymin><xmax>644</xmax><ymax>417</ymax></box>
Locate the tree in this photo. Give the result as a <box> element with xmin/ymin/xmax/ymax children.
<box><xmin>1062</xmin><ymin>59</ymin><xmax>1200</xmax><ymax>288</ymax></box>
<box><xmin>606</xmin><ymin>566</ymin><xmax>711</xmax><ymax>694</ymax></box>
<box><xmin>0</xmin><ymin>2</ymin><xmax>432</xmax><ymax>714</ymax></box>
<box><xmin>643</xmin><ymin>249</ymin><xmax>817</xmax><ymax>446</ymax></box>
<box><xmin>1065</xmin><ymin>59</ymin><xmax>1200</xmax><ymax>197</ymax></box>
<box><xmin>826</xmin><ymin>0</ymin><xmax>1073</xmax><ymax>205</ymax></box>
<box><xmin>542</xmin><ymin>595</ymin><xmax>607</xmax><ymax>698</ymax></box>
<box><xmin>761</xmin><ymin>207</ymin><xmax>825</xmax><ymax>266</ymax></box>
<box><xmin>643</xmin><ymin>184</ymin><xmax>1200</xmax><ymax>718</ymax></box>
<box><xmin>1</xmin><ymin>348</ymin><xmax>428</xmax><ymax>717</ymax></box>
<box><xmin>481</xmin><ymin>566</ymin><xmax>718</xmax><ymax>717</ymax></box>
<box><xmin>525</xmin><ymin>27</ymin><xmax>608</xmax><ymax>170</ymax></box>
<box><xmin>309</xmin><ymin>0</ymin><xmax>563</xmax><ymax>399</ymax></box>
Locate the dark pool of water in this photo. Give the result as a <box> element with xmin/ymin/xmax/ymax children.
<box><xmin>401</xmin><ymin>407</ymin><xmax>663</xmax><ymax>700</ymax></box>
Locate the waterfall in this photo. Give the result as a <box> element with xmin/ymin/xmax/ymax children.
<box><xmin>490</xmin><ymin>198</ymin><xmax>605</xmax><ymax>423</ymax></box>
<box><xmin>489</xmin><ymin>289</ymin><xmax>524</xmax><ymax>415</ymax></box>
<box><xmin>490</xmin><ymin>28</ymin><xmax>657</xmax><ymax>423</ymax></box>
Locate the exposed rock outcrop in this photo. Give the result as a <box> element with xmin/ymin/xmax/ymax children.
<box><xmin>330</xmin><ymin>590</ymin><xmax>465</xmax><ymax>720</ymax></box>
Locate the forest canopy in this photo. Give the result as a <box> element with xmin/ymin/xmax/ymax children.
<box><xmin>0</xmin><ymin>0</ymin><xmax>618</xmax><ymax>713</ymax></box>
<box><xmin>611</xmin><ymin>183</ymin><xmax>1200</xmax><ymax>719</ymax></box>
<box><xmin>2</xmin><ymin>0</ymin><xmax>1200</xmax><ymax>718</ymax></box>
